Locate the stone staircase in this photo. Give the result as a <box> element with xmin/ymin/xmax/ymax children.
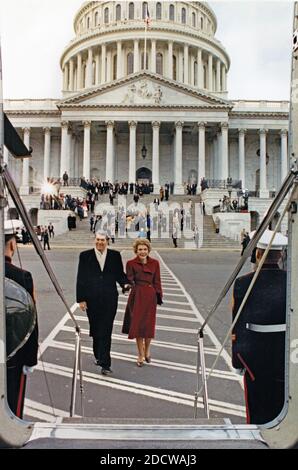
<box><xmin>50</xmin><ymin>193</ymin><xmax>241</xmax><ymax>250</ymax></box>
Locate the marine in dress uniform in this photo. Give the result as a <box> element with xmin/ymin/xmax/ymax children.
<box><xmin>4</xmin><ymin>220</ymin><xmax>39</xmax><ymax>419</ymax></box>
<box><xmin>232</xmin><ymin>230</ymin><xmax>287</xmax><ymax>424</ymax></box>
<box><xmin>76</xmin><ymin>231</ymin><xmax>129</xmax><ymax>375</ymax></box>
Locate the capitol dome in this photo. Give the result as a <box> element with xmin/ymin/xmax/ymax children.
<box><xmin>60</xmin><ymin>1</ymin><xmax>230</xmax><ymax>97</ymax></box>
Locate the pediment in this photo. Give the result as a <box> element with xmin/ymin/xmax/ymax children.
<box><xmin>60</xmin><ymin>73</ymin><xmax>231</xmax><ymax>109</ymax></box>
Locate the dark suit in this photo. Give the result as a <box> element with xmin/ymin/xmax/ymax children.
<box><xmin>76</xmin><ymin>249</ymin><xmax>127</xmax><ymax>369</ymax></box>
<box><xmin>232</xmin><ymin>264</ymin><xmax>286</xmax><ymax>424</ymax></box>
<box><xmin>5</xmin><ymin>256</ymin><xmax>39</xmax><ymax>419</ymax></box>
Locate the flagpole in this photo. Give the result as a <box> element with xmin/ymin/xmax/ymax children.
<box><xmin>144</xmin><ymin>21</ymin><xmax>147</xmax><ymax>71</ymax></box>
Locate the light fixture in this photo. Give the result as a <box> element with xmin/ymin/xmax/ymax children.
<box><xmin>141</xmin><ymin>123</ymin><xmax>147</xmax><ymax>159</ymax></box>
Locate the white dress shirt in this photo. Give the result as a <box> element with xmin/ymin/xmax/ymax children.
<box><xmin>94</xmin><ymin>248</ymin><xmax>108</xmax><ymax>271</ymax></box>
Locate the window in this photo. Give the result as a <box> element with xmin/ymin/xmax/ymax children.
<box><xmin>94</xmin><ymin>12</ymin><xmax>98</xmax><ymax>26</ymax></box>
<box><xmin>129</xmin><ymin>2</ymin><xmax>134</xmax><ymax>19</ymax></box>
<box><xmin>116</xmin><ymin>4</ymin><xmax>121</xmax><ymax>21</ymax></box>
<box><xmin>181</xmin><ymin>8</ymin><xmax>186</xmax><ymax>24</ymax></box>
<box><xmin>127</xmin><ymin>53</ymin><xmax>134</xmax><ymax>75</ymax></box>
<box><xmin>104</xmin><ymin>7</ymin><xmax>109</xmax><ymax>24</ymax></box>
<box><xmin>93</xmin><ymin>61</ymin><xmax>96</xmax><ymax>85</ymax></box>
<box><xmin>156</xmin><ymin>53</ymin><xmax>163</xmax><ymax>75</ymax></box>
<box><xmin>194</xmin><ymin>61</ymin><xmax>198</xmax><ymax>86</ymax></box>
<box><xmin>156</xmin><ymin>2</ymin><xmax>162</xmax><ymax>20</ymax></box>
<box><xmin>173</xmin><ymin>55</ymin><xmax>177</xmax><ymax>80</ymax></box>
<box><xmin>142</xmin><ymin>2</ymin><xmax>148</xmax><ymax>20</ymax></box>
<box><xmin>201</xmin><ymin>17</ymin><xmax>204</xmax><ymax>30</ymax></box>
<box><xmin>192</xmin><ymin>12</ymin><xmax>196</xmax><ymax>27</ymax></box>
<box><xmin>203</xmin><ymin>65</ymin><xmax>207</xmax><ymax>89</ymax></box>
<box><xmin>169</xmin><ymin>4</ymin><xmax>175</xmax><ymax>21</ymax></box>
<box><xmin>113</xmin><ymin>55</ymin><xmax>117</xmax><ymax>80</ymax></box>
<box><xmin>141</xmin><ymin>53</ymin><xmax>149</xmax><ymax>70</ymax></box>
<box><xmin>87</xmin><ymin>17</ymin><xmax>90</xmax><ymax>29</ymax></box>
<box><xmin>83</xmin><ymin>63</ymin><xmax>87</xmax><ymax>88</ymax></box>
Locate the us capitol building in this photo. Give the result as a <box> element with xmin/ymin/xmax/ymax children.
<box><xmin>4</xmin><ymin>1</ymin><xmax>289</xmax><ymax>204</ymax></box>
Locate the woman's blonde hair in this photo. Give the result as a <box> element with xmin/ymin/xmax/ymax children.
<box><xmin>133</xmin><ymin>238</ymin><xmax>151</xmax><ymax>254</ymax></box>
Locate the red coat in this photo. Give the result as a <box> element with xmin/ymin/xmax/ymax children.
<box><xmin>122</xmin><ymin>256</ymin><xmax>163</xmax><ymax>339</ymax></box>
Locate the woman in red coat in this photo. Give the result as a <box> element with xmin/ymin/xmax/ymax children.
<box><xmin>122</xmin><ymin>239</ymin><xmax>163</xmax><ymax>366</ymax></box>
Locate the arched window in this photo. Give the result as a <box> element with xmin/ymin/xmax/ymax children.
<box><xmin>113</xmin><ymin>55</ymin><xmax>117</xmax><ymax>80</ymax></box>
<box><xmin>156</xmin><ymin>53</ymin><xmax>163</xmax><ymax>75</ymax></box>
<box><xmin>129</xmin><ymin>2</ymin><xmax>134</xmax><ymax>19</ymax></box>
<box><xmin>142</xmin><ymin>2</ymin><xmax>148</xmax><ymax>20</ymax></box>
<box><xmin>87</xmin><ymin>17</ymin><xmax>90</xmax><ymax>29</ymax></box>
<box><xmin>192</xmin><ymin>12</ymin><xmax>196</xmax><ymax>27</ymax></box>
<box><xmin>94</xmin><ymin>12</ymin><xmax>98</xmax><ymax>26</ymax></box>
<box><xmin>141</xmin><ymin>53</ymin><xmax>149</xmax><ymax>70</ymax></box>
<box><xmin>104</xmin><ymin>7</ymin><xmax>109</xmax><ymax>24</ymax></box>
<box><xmin>127</xmin><ymin>53</ymin><xmax>134</xmax><ymax>75</ymax></box>
<box><xmin>116</xmin><ymin>4</ymin><xmax>121</xmax><ymax>21</ymax></box>
<box><xmin>200</xmin><ymin>17</ymin><xmax>204</xmax><ymax>30</ymax></box>
<box><xmin>194</xmin><ymin>61</ymin><xmax>198</xmax><ymax>86</ymax></box>
<box><xmin>156</xmin><ymin>2</ymin><xmax>162</xmax><ymax>20</ymax></box>
<box><xmin>169</xmin><ymin>4</ymin><xmax>175</xmax><ymax>21</ymax></box>
<box><xmin>181</xmin><ymin>8</ymin><xmax>186</xmax><ymax>24</ymax></box>
<box><xmin>173</xmin><ymin>55</ymin><xmax>177</xmax><ymax>81</ymax></box>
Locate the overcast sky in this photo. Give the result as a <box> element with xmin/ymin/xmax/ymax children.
<box><xmin>0</xmin><ymin>0</ymin><xmax>294</xmax><ymax>101</ymax></box>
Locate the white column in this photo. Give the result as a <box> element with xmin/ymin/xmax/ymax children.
<box><xmin>216</xmin><ymin>59</ymin><xmax>221</xmax><ymax>92</ymax></box>
<box><xmin>184</xmin><ymin>44</ymin><xmax>189</xmax><ymax>84</ymax></box>
<box><xmin>86</xmin><ymin>48</ymin><xmax>93</xmax><ymax>87</ymax></box>
<box><xmin>178</xmin><ymin>49</ymin><xmax>183</xmax><ymax>82</ymax></box>
<box><xmin>259</xmin><ymin>128</ymin><xmax>269</xmax><ymax>198</ymax></box>
<box><xmin>168</xmin><ymin>41</ymin><xmax>173</xmax><ymax>79</ymax></box>
<box><xmin>60</xmin><ymin>121</ymin><xmax>69</xmax><ymax>178</ymax></box>
<box><xmin>83</xmin><ymin>121</ymin><xmax>91</xmax><ymax>180</ymax></box>
<box><xmin>280</xmin><ymin>129</ymin><xmax>288</xmax><ymax>184</ymax></box>
<box><xmin>43</xmin><ymin>127</ymin><xmax>52</xmax><ymax>181</ymax></box>
<box><xmin>208</xmin><ymin>53</ymin><xmax>213</xmax><ymax>92</ymax></box>
<box><xmin>117</xmin><ymin>41</ymin><xmax>122</xmax><ymax>79</ymax></box>
<box><xmin>128</xmin><ymin>121</ymin><xmax>137</xmax><ymax>184</ymax></box>
<box><xmin>151</xmin><ymin>39</ymin><xmax>156</xmax><ymax>73</ymax></box>
<box><xmin>197</xmin><ymin>48</ymin><xmax>203</xmax><ymax>89</ymax></box>
<box><xmin>20</xmin><ymin>127</ymin><xmax>30</xmax><ymax>195</ymax></box>
<box><xmin>107</xmin><ymin>50</ymin><xmax>112</xmax><ymax>82</ymax></box>
<box><xmin>198</xmin><ymin>122</ymin><xmax>206</xmax><ymax>185</ymax></box>
<box><xmin>238</xmin><ymin>129</ymin><xmax>246</xmax><ymax>190</ymax></box>
<box><xmin>134</xmin><ymin>39</ymin><xmax>140</xmax><ymax>73</ymax></box>
<box><xmin>106</xmin><ymin>121</ymin><xmax>115</xmax><ymax>182</ymax></box>
<box><xmin>221</xmin><ymin>122</ymin><xmax>229</xmax><ymax>181</ymax></box>
<box><xmin>221</xmin><ymin>64</ymin><xmax>226</xmax><ymax>92</ymax></box>
<box><xmin>77</xmin><ymin>53</ymin><xmax>83</xmax><ymax>90</ymax></box>
<box><xmin>152</xmin><ymin>121</ymin><xmax>161</xmax><ymax>193</ymax></box>
<box><xmin>69</xmin><ymin>58</ymin><xmax>74</xmax><ymax>91</ymax></box>
<box><xmin>174</xmin><ymin>121</ymin><xmax>184</xmax><ymax>194</ymax></box>
<box><xmin>101</xmin><ymin>44</ymin><xmax>106</xmax><ymax>83</ymax></box>
<box><xmin>63</xmin><ymin>63</ymin><xmax>69</xmax><ymax>91</ymax></box>
<box><xmin>95</xmin><ymin>52</ymin><xmax>100</xmax><ymax>85</ymax></box>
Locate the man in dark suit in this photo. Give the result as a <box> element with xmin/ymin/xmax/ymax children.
<box><xmin>5</xmin><ymin>221</ymin><xmax>39</xmax><ymax>419</ymax></box>
<box><xmin>76</xmin><ymin>231</ymin><xmax>129</xmax><ymax>375</ymax></box>
<box><xmin>232</xmin><ymin>230</ymin><xmax>287</xmax><ymax>424</ymax></box>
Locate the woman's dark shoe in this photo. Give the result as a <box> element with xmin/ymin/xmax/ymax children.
<box><xmin>145</xmin><ymin>356</ymin><xmax>151</xmax><ymax>364</ymax></box>
<box><xmin>137</xmin><ymin>359</ymin><xmax>144</xmax><ymax>367</ymax></box>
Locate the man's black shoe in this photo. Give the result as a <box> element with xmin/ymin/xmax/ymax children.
<box><xmin>101</xmin><ymin>368</ymin><xmax>113</xmax><ymax>376</ymax></box>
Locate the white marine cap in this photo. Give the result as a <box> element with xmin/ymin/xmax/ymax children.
<box><xmin>250</xmin><ymin>229</ymin><xmax>288</xmax><ymax>251</ymax></box>
<box><xmin>4</xmin><ymin>219</ymin><xmax>24</xmax><ymax>235</ymax></box>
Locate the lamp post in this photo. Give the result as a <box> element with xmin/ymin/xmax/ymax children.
<box><xmin>142</xmin><ymin>123</ymin><xmax>147</xmax><ymax>159</ymax></box>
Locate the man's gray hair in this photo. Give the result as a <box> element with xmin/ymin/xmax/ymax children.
<box><xmin>95</xmin><ymin>230</ymin><xmax>109</xmax><ymax>240</ymax></box>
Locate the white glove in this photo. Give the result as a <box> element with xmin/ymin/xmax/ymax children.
<box><xmin>234</xmin><ymin>368</ymin><xmax>245</xmax><ymax>376</ymax></box>
<box><xmin>22</xmin><ymin>365</ymin><xmax>35</xmax><ymax>375</ymax></box>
